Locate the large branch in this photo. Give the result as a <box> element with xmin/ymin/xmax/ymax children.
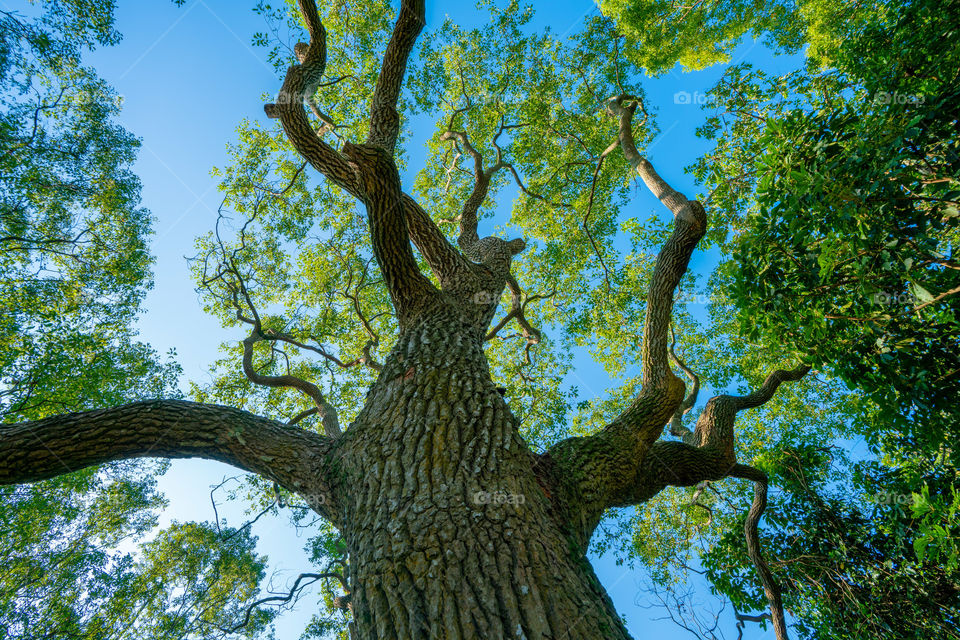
<box><xmin>242</xmin><ymin>330</ymin><xmax>342</xmax><ymax>438</ymax></box>
<box><xmin>545</xmin><ymin>100</ymin><xmax>707</xmax><ymax>544</ymax></box>
<box><xmin>439</xmin><ymin>128</ymin><xmax>525</xmax><ymax>265</ymax></box>
<box><xmin>266</xmin><ymin>1</ymin><xmax>508</xmax><ymax>293</ymax></box>
<box><xmin>728</xmin><ymin>464</ymin><xmax>789</xmax><ymax>640</ymax></box>
<box><xmin>265</xmin><ymin>0</ymin><xmax>452</xmax><ymax>322</ymax></box>
<box><xmin>609</xmin><ymin>365</ymin><xmax>809</xmax><ymax>640</ymax></box>
<box><xmin>401</xmin><ymin>192</ymin><xmax>472</xmax><ymax>288</ymax></box>
<box><xmin>628</xmin><ymin>365</ymin><xmax>811</xmax><ymax>502</ymax></box>
<box><xmin>613</xmin><ymin>446</ymin><xmax>789</xmax><ymax>640</ymax></box>
<box><xmin>265</xmin><ymin>0</ymin><xmax>362</xmax><ymax>198</ymax></box>
<box><xmin>366</xmin><ymin>0</ymin><xmax>426</xmax><ymax>153</ymax></box>
<box><xmin>606</xmin><ymin>97</ymin><xmax>707</xmax><ymax>391</ymax></box>
<box><xmin>342</xmin><ymin>142</ymin><xmax>437</xmax><ymax>327</ymax></box>
<box><xmin>0</xmin><ymin>400</ymin><xmax>340</xmax><ymax>524</ymax></box>
<box><xmin>730</xmin><ymin>366</ymin><xmax>811</xmax><ymax>411</ymax></box>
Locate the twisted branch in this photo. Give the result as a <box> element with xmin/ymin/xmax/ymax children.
<box><xmin>366</xmin><ymin>0</ymin><xmax>425</xmax><ymax>153</ymax></box>
<box><xmin>729</xmin><ymin>464</ymin><xmax>789</xmax><ymax>640</ymax></box>
<box><xmin>668</xmin><ymin>327</ymin><xmax>701</xmax><ymax>442</ymax></box>
<box><xmin>485</xmin><ymin>274</ymin><xmax>551</xmax><ymax>345</ymax></box>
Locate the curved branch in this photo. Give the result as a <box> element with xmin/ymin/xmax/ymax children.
<box><xmin>265</xmin><ymin>0</ymin><xmax>362</xmax><ymax>197</ymax></box>
<box><xmin>243</xmin><ymin>329</ymin><xmax>342</xmax><ymax>438</ymax></box>
<box><xmin>545</xmin><ymin>103</ymin><xmax>707</xmax><ymax>545</ymax></box>
<box><xmin>669</xmin><ymin>329</ymin><xmax>700</xmax><ymax>442</ymax></box>
<box><xmin>608</xmin><ymin>96</ymin><xmax>707</xmax><ymax>391</ymax></box>
<box><xmin>728</xmin><ymin>464</ymin><xmax>789</xmax><ymax>640</ymax></box>
<box><xmin>401</xmin><ymin>192</ymin><xmax>471</xmax><ymax>287</ymax></box>
<box><xmin>0</xmin><ymin>400</ymin><xmax>340</xmax><ymax>524</ymax></box>
<box><xmin>601</xmin><ymin>364</ymin><xmax>808</xmax><ymax>639</ymax></box>
<box><xmin>221</xmin><ymin>571</ymin><xmax>346</xmax><ymax>634</ymax></box>
<box><xmin>730</xmin><ymin>365</ymin><xmax>811</xmax><ymax>411</ymax></box>
<box><xmin>342</xmin><ymin>142</ymin><xmax>437</xmax><ymax>327</ymax></box>
<box><xmin>366</xmin><ymin>0</ymin><xmax>425</xmax><ymax>153</ymax></box>
<box><xmin>601</xmin><ymin>445</ymin><xmax>789</xmax><ymax>639</ymax></box>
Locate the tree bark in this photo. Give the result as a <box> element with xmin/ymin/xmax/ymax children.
<box><xmin>331</xmin><ymin>309</ymin><xmax>633</xmax><ymax>639</ymax></box>
<box><xmin>0</xmin><ymin>400</ymin><xmax>340</xmax><ymax>523</ymax></box>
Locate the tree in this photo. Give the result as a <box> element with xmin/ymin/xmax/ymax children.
<box><xmin>0</xmin><ymin>4</ymin><xmax>270</xmax><ymax>639</ymax></box>
<box><xmin>696</xmin><ymin>0</ymin><xmax>960</xmax><ymax>458</ymax></box>
<box><xmin>3</xmin><ymin>0</ymin><xmax>952</xmax><ymax>638</ymax></box>
<box><xmin>618</xmin><ymin>0</ymin><xmax>960</xmax><ymax>637</ymax></box>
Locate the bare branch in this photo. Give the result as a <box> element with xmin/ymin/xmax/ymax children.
<box><xmin>730</xmin><ymin>365</ymin><xmax>811</xmax><ymax>411</ymax></box>
<box><xmin>728</xmin><ymin>464</ymin><xmax>789</xmax><ymax>640</ymax></box>
<box><xmin>0</xmin><ymin>400</ymin><xmax>339</xmax><ymax>523</ymax></box>
<box><xmin>485</xmin><ymin>274</ymin><xmax>551</xmax><ymax>345</ymax></box>
<box><xmin>669</xmin><ymin>327</ymin><xmax>701</xmax><ymax>442</ymax></box>
<box><xmin>242</xmin><ymin>328</ymin><xmax>342</xmax><ymax>438</ymax></box>
<box><xmin>209</xmin><ymin>475</ymin><xmax>279</xmax><ymax>542</ymax></box>
<box><xmin>265</xmin><ymin>0</ymin><xmax>362</xmax><ymax>197</ymax></box>
<box><xmin>606</xmin><ymin>95</ymin><xmax>707</xmax><ymax>391</ymax></box>
<box><xmin>220</xmin><ymin>571</ymin><xmax>347</xmax><ymax>634</ymax></box>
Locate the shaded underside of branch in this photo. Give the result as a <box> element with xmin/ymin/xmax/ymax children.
<box><xmin>0</xmin><ymin>399</ymin><xmax>340</xmax><ymax>523</ymax></box>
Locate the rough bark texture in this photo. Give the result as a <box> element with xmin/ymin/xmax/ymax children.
<box><xmin>332</xmin><ymin>306</ymin><xmax>631</xmax><ymax>639</ymax></box>
<box><xmin>0</xmin><ymin>400</ymin><xmax>339</xmax><ymax>523</ymax></box>
<box><xmin>0</xmin><ymin>2</ymin><xmax>807</xmax><ymax>638</ymax></box>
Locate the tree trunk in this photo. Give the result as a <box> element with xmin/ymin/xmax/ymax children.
<box><xmin>331</xmin><ymin>306</ymin><xmax>631</xmax><ymax>639</ymax></box>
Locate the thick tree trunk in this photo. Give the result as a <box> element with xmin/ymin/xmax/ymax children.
<box><xmin>331</xmin><ymin>305</ymin><xmax>631</xmax><ymax>639</ymax></box>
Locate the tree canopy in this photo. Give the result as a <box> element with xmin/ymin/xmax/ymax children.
<box><xmin>1</xmin><ymin>0</ymin><xmax>958</xmax><ymax>638</ymax></box>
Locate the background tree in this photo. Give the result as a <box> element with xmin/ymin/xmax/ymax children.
<box><xmin>0</xmin><ymin>3</ymin><xmax>275</xmax><ymax>638</ymax></box>
<box><xmin>601</xmin><ymin>0</ymin><xmax>959</xmax><ymax>637</ymax></box>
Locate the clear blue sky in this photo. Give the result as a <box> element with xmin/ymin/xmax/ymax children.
<box><xmin>42</xmin><ymin>0</ymin><xmax>807</xmax><ymax>636</ymax></box>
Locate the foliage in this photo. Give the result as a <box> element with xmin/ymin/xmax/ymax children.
<box><xmin>0</xmin><ymin>4</ymin><xmax>271</xmax><ymax>639</ymax></box>
<box><xmin>594</xmin><ymin>0</ymin><xmax>897</xmax><ymax>74</ymax></box>
<box><xmin>664</xmin><ymin>0</ymin><xmax>960</xmax><ymax>636</ymax></box>
<box><xmin>0</xmin><ymin>2</ymin><xmax>179</xmax><ymax>419</ymax></box>
<box><xmin>704</xmin><ymin>449</ymin><xmax>960</xmax><ymax>639</ymax></box>
<box><xmin>0</xmin><ymin>462</ymin><xmax>276</xmax><ymax>640</ymax></box>
<box><xmin>695</xmin><ymin>0</ymin><xmax>960</xmax><ymax>459</ymax></box>
<box><xmin>596</xmin><ymin>0</ymin><xmax>802</xmax><ymax>74</ymax></box>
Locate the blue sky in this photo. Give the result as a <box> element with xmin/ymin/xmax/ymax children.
<box><xmin>28</xmin><ymin>0</ymin><xmax>809</xmax><ymax>636</ymax></box>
